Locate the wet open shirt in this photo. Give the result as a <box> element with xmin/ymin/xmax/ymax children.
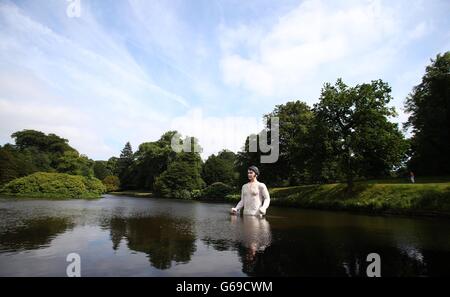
<box><xmin>235</xmin><ymin>181</ymin><xmax>270</xmax><ymax>215</ymax></box>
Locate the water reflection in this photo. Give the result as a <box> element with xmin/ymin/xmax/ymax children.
<box><xmin>0</xmin><ymin>217</ymin><xmax>74</xmax><ymax>252</ymax></box>
<box><xmin>104</xmin><ymin>213</ymin><xmax>273</xmax><ymax>273</ymax></box>
<box><xmin>1</xmin><ymin>196</ymin><xmax>450</xmax><ymax>276</ymax></box>
<box><xmin>106</xmin><ymin>215</ymin><xmax>196</xmax><ymax>270</ymax></box>
<box><xmin>232</xmin><ymin>215</ymin><xmax>271</xmax><ymax>259</ymax></box>
<box><xmin>231</xmin><ymin>215</ymin><xmax>272</xmax><ymax>275</ymax></box>
<box><xmin>234</xmin><ymin>223</ymin><xmax>450</xmax><ymax>277</ymax></box>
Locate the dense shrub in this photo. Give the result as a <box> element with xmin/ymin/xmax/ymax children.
<box><xmin>190</xmin><ymin>189</ymin><xmax>202</xmax><ymax>200</ymax></box>
<box><xmin>0</xmin><ymin>172</ymin><xmax>106</xmax><ymax>199</ymax></box>
<box><xmin>172</xmin><ymin>189</ymin><xmax>193</xmax><ymax>200</ymax></box>
<box><xmin>102</xmin><ymin>175</ymin><xmax>120</xmax><ymax>192</ymax></box>
<box><xmin>200</xmin><ymin>182</ymin><xmax>233</xmax><ymax>200</ymax></box>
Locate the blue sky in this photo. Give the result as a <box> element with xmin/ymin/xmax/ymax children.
<box><xmin>1</xmin><ymin>0</ymin><xmax>449</xmax><ymax>160</ymax></box>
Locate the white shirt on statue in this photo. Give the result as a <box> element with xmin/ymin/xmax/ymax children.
<box><xmin>233</xmin><ymin>181</ymin><xmax>270</xmax><ymax>216</ymax></box>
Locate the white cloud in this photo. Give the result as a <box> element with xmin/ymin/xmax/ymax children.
<box><xmin>219</xmin><ymin>0</ymin><xmax>432</xmax><ymax>103</ymax></box>
<box><xmin>0</xmin><ymin>98</ymin><xmax>115</xmax><ymax>157</ymax></box>
<box><xmin>0</xmin><ymin>0</ymin><xmax>447</xmax><ymax>161</ymax></box>
<box><xmin>0</xmin><ymin>2</ymin><xmax>188</xmax><ymax>159</ymax></box>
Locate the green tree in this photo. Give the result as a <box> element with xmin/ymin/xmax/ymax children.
<box><xmin>0</xmin><ymin>144</ymin><xmax>43</xmax><ymax>184</ymax></box>
<box><xmin>93</xmin><ymin>161</ymin><xmax>112</xmax><ymax>180</ymax></box>
<box><xmin>0</xmin><ymin>129</ymin><xmax>82</xmax><ymax>184</ymax></box>
<box><xmin>202</xmin><ymin>150</ymin><xmax>237</xmax><ymax>186</ymax></box>
<box><xmin>307</xmin><ymin>116</ymin><xmax>343</xmax><ymax>183</ymax></box>
<box><xmin>264</xmin><ymin>100</ymin><xmax>315</xmax><ymax>185</ymax></box>
<box><xmin>56</xmin><ymin>151</ymin><xmax>94</xmax><ymax>177</ymax></box>
<box><xmin>132</xmin><ymin>133</ymin><xmax>178</xmax><ymax>190</ymax></box>
<box><xmin>154</xmin><ymin>149</ymin><xmax>205</xmax><ymax>199</ymax></box>
<box><xmin>106</xmin><ymin>157</ymin><xmax>119</xmax><ymax>176</ymax></box>
<box><xmin>11</xmin><ymin>130</ymin><xmax>76</xmax><ymax>165</ymax></box>
<box><xmin>3</xmin><ymin>128</ymin><xmax>100</xmax><ymax>183</ymax></box>
<box><xmin>313</xmin><ymin>78</ymin><xmax>409</xmax><ymax>188</ymax></box>
<box><xmin>235</xmin><ymin>101</ymin><xmax>315</xmax><ymax>187</ymax></box>
<box><xmin>236</xmin><ymin>126</ymin><xmax>292</xmax><ymax>187</ymax></box>
<box><xmin>117</xmin><ymin>142</ymin><xmax>136</xmax><ymax>189</ymax></box>
<box><xmin>404</xmin><ymin>52</ymin><xmax>450</xmax><ymax>176</ymax></box>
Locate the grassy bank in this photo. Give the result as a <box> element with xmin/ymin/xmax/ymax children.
<box><xmin>226</xmin><ymin>181</ymin><xmax>450</xmax><ymax>217</ymax></box>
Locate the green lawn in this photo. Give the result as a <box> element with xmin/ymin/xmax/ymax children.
<box><xmin>226</xmin><ymin>179</ymin><xmax>450</xmax><ymax>217</ymax></box>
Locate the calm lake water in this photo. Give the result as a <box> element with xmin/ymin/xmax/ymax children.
<box><xmin>1</xmin><ymin>194</ymin><xmax>450</xmax><ymax>276</ymax></box>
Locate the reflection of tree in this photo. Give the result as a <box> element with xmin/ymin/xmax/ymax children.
<box><xmin>109</xmin><ymin>216</ymin><xmax>127</xmax><ymax>250</ymax></box>
<box><xmin>108</xmin><ymin>216</ymin><xmax>196</xmax><ymax>270</ymax></box>
<box><xmin>201</xmin><ymin>238</ymin><xmax>234</xmax><ymax>251</ymax></box>
<box><xmin>0</xmin><ymin>217</ymin><xmax>73</xmax><ymax>251</ymax></box>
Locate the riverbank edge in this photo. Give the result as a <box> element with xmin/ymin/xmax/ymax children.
<box><xmin>108</xmin><ymin>181</ymin><xmax>450</xmax><ymax>218</ymax></box>
<box><xmin>0</xmin><ymin>193</ymin><xmax>102</xmax><ymax>199</ymax></box>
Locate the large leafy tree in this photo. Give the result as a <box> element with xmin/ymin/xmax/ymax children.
<box><xmin>114</xmin><ymin>131</ymin><xmax>199</xmax><ymax>191</ymax></box>
<box><xmin>313</xmin><ymin>78</ymin><xmax>408</xmax><ymax>188</ymax></box>
<box><xmin>93</xmin><ymin>161</ymin><xmax>112</xmax><ymax>181</ymax></box>
<box><xmin>0</xmin><ymin>145</ymin><xmax>35</xmax><ymax>184</ymax></box>
<box><xmin>132</xmin><ymin>132</ymin><xmax>178</xmax><ymax>190</ymax></box>
<box><xmin>11</xmin><ymin>130</ymin><xmax>77</xmax><ymax>168</ymax></box>
<box><xmin>0</xmin><ymin>130</ymin><xmax>90</xmax><ymax>184</ymax></box>
<box><xmin>307</xmin><ymin>114</ymin><xmax>343</xmax><ymax>183</ymax></box>
<box><xmin>404</xmin><ymin>52</ymin><xmax>450</xmax><ymax>176</ymax></box>
<box><xmin>154</xmin><ymin>149</ymin><xmax>205</xmax><ymax>199</ymax></box>
<box><xmin>264</xmin><ymin>100</ymin><xmax>314</xmax><ymax>185</ymax></box>
<box><xmin>202</xmin><ymin>149</ymin><xmax>237</xmax><ymax>186</ymax></box>
<box><xmin>56</xmin><ymin>151</ymin><xmax>94</xmax><ymax>177</ymax></box>
<box><xmin>106</xmin><ymin>157</ymin><xmax>119</xmax><ymax>176</ymax></box>
<box><xmin>11</xmin><ymin>130</ymin><xmax>74</xmax><ymax>154</ymax></box>
<box><xmin>236</xmin><ymin>101</ymin><xmax>315</xmax><ymax>187</ymax></box>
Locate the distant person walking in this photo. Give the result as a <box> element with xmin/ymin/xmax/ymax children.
<box><xmin>410</xmin><ymin>171</ymin><xmax>415</xmax><ymax>183</ymax></box>
<box><xmin>231</xmin><ymin>166</ymin><xmax>271</xmax><ymax>216</ymax></box>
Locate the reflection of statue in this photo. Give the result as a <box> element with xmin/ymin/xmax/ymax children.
<box><xmin>231</xmin><ymin>215</ymin><xmax>272</xmax><ymax>263</ymax></box>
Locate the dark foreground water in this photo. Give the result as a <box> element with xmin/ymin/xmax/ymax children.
<box><xmin>1</xmin><ymin>194</ymin><xmax>450</xmax><ymax>276</ymax></box>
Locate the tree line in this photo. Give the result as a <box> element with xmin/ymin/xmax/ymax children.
<box><xmin>1</xmin><ymin>52</ymin><xmax>448</xmax><ymax>196</ymax></box>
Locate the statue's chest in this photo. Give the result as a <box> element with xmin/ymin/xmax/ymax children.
<box><xmin>247</xmin><ymin>183</ymin><xmax>260</xmax><ymax>197</ymax></box>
